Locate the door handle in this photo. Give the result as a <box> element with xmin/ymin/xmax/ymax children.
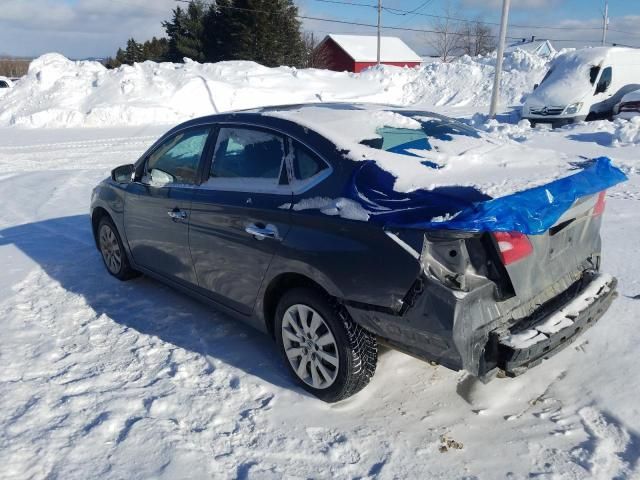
<box><xmin>168</xmin><ymin>208</ymin><xmax>187</xmax><ymax>221</ymax></box>
<box><xmin>245</xmin><ymin>223</ymin><xmax>280</xmax><ymax>241</ymax></box>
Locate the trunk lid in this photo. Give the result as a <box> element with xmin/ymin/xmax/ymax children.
<box><xmin>496</xmin><ymin>193</ymin><xmax>603</xmax><ymax>310</ymax></box>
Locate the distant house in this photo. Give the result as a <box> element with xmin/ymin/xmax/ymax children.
<box><xmin>314</xmin><ymin>34</ymin><xmax>422</xmax><ymax>73</ymax></box>
<box><xmin>506</xmin><ymin>38</ymin><xmax>557</xmax><ymax>57</ymax></box>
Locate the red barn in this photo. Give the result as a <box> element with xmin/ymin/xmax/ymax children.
<box><xmin>314</xmin><ymin>34</ymin><xmax>422</xmax><ymax>73</ymax></box>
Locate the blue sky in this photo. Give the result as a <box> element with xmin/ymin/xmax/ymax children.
<box><xmin>298</xmin><ymin>0</ymin><xmax>640</xmax><ymax>53</ymax></box>
<box><xmin>0</xmin><ymin>0</ymin><xmax>638</xmax><ymax>59</ymax></box>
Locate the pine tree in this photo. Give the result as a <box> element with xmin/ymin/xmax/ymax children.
<box><xmin>163</xmin><ymin>6</ymin><xmax>186</xmax><ymax>62</ymax></box>
<box><xmin>124</xmin><ymin>38</ymin><xmax>143</xmax><ymax>64</ymax></box>
<box><xmin>207</xmin><ymin>0</ymin><xmax>305</xmax><ymax>67</ymax></box>
<box><xmin>163</xmin><ymin>2</ymin><xmax>207</xmax><ymax>62</ymax></box>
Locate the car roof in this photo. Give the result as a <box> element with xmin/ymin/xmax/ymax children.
<box><xmin>172</xmin><ymin>103</ymin><xmax>448</xmax><ymax>143</ymax></box>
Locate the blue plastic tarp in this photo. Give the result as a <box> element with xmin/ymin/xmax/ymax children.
<box><xmin>349</xmin><ymin>156</ymin><xmax>628</xmax><ymax>235</ymax></box>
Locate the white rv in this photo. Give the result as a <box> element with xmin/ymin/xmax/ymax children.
<box><xmin>522</xmin><ymin>47</ymin><xmax>640</xmax><ymax>125</ymax></box>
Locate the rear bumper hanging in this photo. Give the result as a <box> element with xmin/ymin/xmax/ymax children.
<box><xmin>489</xmin><ymin>273</ymin><xmax>617</xmax><ymax>377</ymax></box>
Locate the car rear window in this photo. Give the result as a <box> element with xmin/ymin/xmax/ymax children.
<box><xmin>359</xmin><ymin>116</ymin><xmax>479</xmax><ymax>158</ymax></box>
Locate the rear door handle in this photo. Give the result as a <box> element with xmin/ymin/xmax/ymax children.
<box><xmin>168</xmin><ymin>208</ymin><xmax>187</xmax><ymax>221</ymax></box>
<box><xmin>245</xmin><ymin>223</ymin><xmax>280</xmax><ymax>241</ymax></box>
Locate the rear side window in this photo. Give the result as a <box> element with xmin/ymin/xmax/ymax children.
<box><xmin>0</xmin><ymin>81</ymin><xmax>8</xmax><ymax>88</ymax></box>
<box><xmin>210</xmin><ymin>127</ymin><xmax>285</xmax><ymax>181</ymax></box>
<box><xmin>293</xmin><ymin>143</ymin><xmax>328</xmax><ymax>180</ymax></box>
<box><xmin>144</xmin><ymin>127</ymin><xmax>210</xmax><ymax>186</ymax></box>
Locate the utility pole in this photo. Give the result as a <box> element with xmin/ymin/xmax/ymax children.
<box><xmin>601</xmin><ymin>1</ymin><xmax>609</xmax><ymax>46</ymax></box>
<box><xmin>377</xmin><ymin>0</ymin><xmax>382</xmax><ymax>65</ymax></box>
<box><xmin>489</xmin><ymin>0</ymin><xmax>511</xmax><ymax>118</ymax></box>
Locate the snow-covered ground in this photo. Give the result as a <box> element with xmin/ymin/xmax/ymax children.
<box><xmin>1</xmin><ymin>53</ymin><xmax>640</xmax><ymax>479</ymax></box>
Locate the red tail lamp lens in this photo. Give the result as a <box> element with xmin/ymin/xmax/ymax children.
<box><xmin>493</xmin><ymin>231</ymin><xmax>533</xmax><ymax>265</ymax></box>
<box><xmin>593</xmin><ymin>191</ymin><xmax>606</xmax><ymax>216</ymax></box>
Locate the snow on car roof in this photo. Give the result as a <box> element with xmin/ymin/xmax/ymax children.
<box><xmin>324</xmin><ymin>35</ymin><xmax>422</xmax><ymax>63</ymax></box>
<box><xmin>260</xmin><ymin>103</ymin><xmax>595</xmax><ymax>199</ymax></box>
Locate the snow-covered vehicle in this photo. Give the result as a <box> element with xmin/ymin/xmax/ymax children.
<box><xmin>90</xmin><ymin>104</ymin><xmax>625</xmax><ymax>402</ymax></box>
<box><xmin>614</xmin><ymin>89</ymin><xmax>640</xmax><ymax>120</ymax></box>
<box><xmin>523</xmin><ymin>47</ymin><xmax>640</xmax><ymax>125</ymax></box>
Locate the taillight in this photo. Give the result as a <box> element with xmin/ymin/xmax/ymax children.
<box><xmin>593</xmin><ymin>191</ymin><xmax>606</xmax><ymax>216</ymax></box>
<box><xmin>493</xmin><ymin>231</ymin><xmax>533</xmax><ymax>265</ymax></box>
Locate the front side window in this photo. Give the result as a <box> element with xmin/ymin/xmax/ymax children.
<box><xmin>144</xmin><ymin>127</ymin><xmax>210</xmax><ymax>186</ymax></box>
<box><xmin>208</xmin><ymin>127</ymin><xmax>285</xmax><ymax>186</ymax></box>
<box><xmin>595</xmin><ymin>67</ymin><xmax>612</xmax><ymax>94</ymax></box>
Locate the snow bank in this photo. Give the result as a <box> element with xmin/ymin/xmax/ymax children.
<box><xmin>614</xmin><ymin>116</ymin><xmax>640</xmax><ymax>145</ymax></box>
<box><xmin>0</xmin><ymin>50</ymin><xmax>554</xmax><ymax>128</ymax></box>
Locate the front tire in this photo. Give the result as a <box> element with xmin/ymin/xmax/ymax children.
<box><xmin>97</xmin><ymin>216</ymin><xmax>139</xmax><ymax>281</ymax></box>
<box><xmin>275</xmin><ymin>288</ymin><xmax>377</xmax><ymax>402</ymax></box>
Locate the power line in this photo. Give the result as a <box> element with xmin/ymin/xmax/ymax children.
<box><xmin>174</xmin><ymin>0</ymin><xmax>521</xmax><ymax>40</ymax></box>
<box><xmin>174</xmin><ymin>0</ymin><xmax>636</xmax><ymax>46</ymax></box>
<box><xmin>309</xmin><ymin>0</ymin><xmax>637</xmax><ymax>34</ymax></box>
<box><xmin>392</xmin><ymin>0</ymin><xmax>435</xmax><ymax>28</ymax></box>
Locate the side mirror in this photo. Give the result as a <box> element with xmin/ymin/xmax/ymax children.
<box><xmin>111</xmin><ymin>164</ymin><xmax>135</xmax><ymax>183</ymax></box>
<box><xmin>533</xmin><ymin>83</ymin><xmax>539</xmax><ymax>90</ymax></box>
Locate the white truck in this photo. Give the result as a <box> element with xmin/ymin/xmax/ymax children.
<box><xmin>522</xmin><ymin>47</ymin><xmax>640</xmax><ymax>126</ymax></box>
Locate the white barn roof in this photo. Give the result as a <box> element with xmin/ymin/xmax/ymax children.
<box><xmin>506</xmin><ymin>39</ymin><xmax>556</xmax><ymax>56</ymax></box>
<box><xmin>325</xmin><ymin>34</ymin><xmax>422</xmax><ymax>63</ymax></box>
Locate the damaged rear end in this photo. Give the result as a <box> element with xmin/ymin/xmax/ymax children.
<box><xmin>347</xmin><ymin>188</ymin><xmax>619</xmax><ymax>380</ymax></box>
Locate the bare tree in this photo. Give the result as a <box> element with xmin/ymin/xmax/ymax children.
<box><xmin>460</xmin><ymin>21</ymin><xmax>496</xmax><ymax>57</ymax></box>
<box><xmin>0</xmin><ymin>59</ymin><xmax>30</xmax><ymax>77</ymax></box>
<box><xmin>301</xmin><ymin>32</ymin><xmax>331</xmax><ymax>69</ymax></box>
<box><xmin>427</xmin><ymin>1</ymin><xmax>463</xmax><ymax>63</ymax></box>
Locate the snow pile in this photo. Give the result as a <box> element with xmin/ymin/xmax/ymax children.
<box><xmin>402</xmin><ymin>48</ymin><xmax>554</xmax><ymax>109</ymax></box>
<box><xmin>613</xmin><ymin>116</ymin><xmax>640</xmax><ymax>145</ymax></box>
<box><xmin>287</xmin><ymin>197</ymin><xmax>371</xmax><ymax>221</ymax></box>
<box><xmin>0</xmin><ymin>50</ymin><xmax>555</xmax><ymax>128</ymax></box>
<box><xmin>469</xmin><ymin>116</ymin><xmax>535</xmax><ymax>142</ymax></box>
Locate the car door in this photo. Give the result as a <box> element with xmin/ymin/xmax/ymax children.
<box><xmin>124</xmin><ymin>125</ymin><xmax>212</xmax><ymax>286</ymax></box>
<box><xmin>188</xmin><ymin>125</ymin><xmax>293</xmax><ymax>315</ymax></box>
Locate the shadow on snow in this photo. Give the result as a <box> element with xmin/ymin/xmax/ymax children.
<box><xmin>0</xmin><ymin>214</ymin><xmax>310</xmax><ymax>396</ymax></box>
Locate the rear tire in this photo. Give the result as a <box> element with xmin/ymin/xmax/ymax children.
<box><xmin>275</xmin><ymin>287</ymin><xmax>377</xmax><ymax>402</ymax></box>
<box><xmin>97</xmin><ymin>216</ymin><xmax>139</xmax><ymax>281</ymax></box>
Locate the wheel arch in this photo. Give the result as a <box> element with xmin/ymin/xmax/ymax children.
<box><xmin>261</xmin><ymin>272</ymin><xmax>334</xmax><ymax>338</ymax></box>
<box><xmin>91</xmin><ymin>206</ymin><xmax>112</xmax><ymax>250</ymax></box>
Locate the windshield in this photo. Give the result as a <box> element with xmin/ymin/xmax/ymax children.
<box><xmin>539</xmin><ymin>68</ymin><xmax>553</xmax><ymax>86</ymax></box>
<box><xmin>589</xmin><ymin>66</ymin><xmax>601</xmax><ymax>85</ymax></box>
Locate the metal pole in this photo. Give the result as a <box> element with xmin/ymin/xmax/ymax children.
<box><xmin>489</xmin><ymin>0</ymin><xmax>511</xmax><ymax>118</ymax></box>
<box><xmin>601</xmin><ymin>1</ymin><xmax>609</xmax><ymax>46</ymax></box>
<box><xmin>377</xmin><ymin>0</ymin><xmax>382</xmax><ymax>65</ymax></box>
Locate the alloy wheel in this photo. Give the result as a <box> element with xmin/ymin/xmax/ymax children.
<box><xmin>99</xmin><ymin>224</ymin><xmax>122</xmax><ymax>275</ymax></box>
<box><xmin>281</xmin><ymin>304</ymin><xmax>340</xmax><ymax>389</ymax></box>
